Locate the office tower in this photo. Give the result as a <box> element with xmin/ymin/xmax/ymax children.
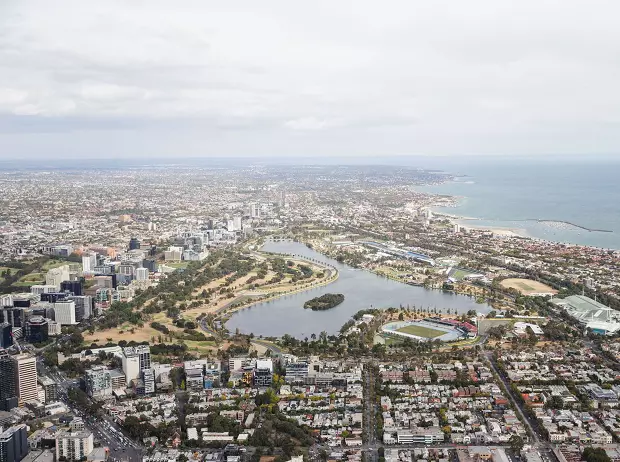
<box><xmin>136</xmin><ymin>267</ymin><xmax>149</xmax><ymax>281</ymax></box>
<box><xmin>142</xmin><ymin>369</ymin><xmax>155</xmax><ymax>394</ymax></box>
<box><xmin>45</xmin><ymin>265</ymin><xmax>70</xmax><ymax>291</ymax></box>
<box><xmin>12</xmin><ymin>354</ymin><xmax>38</xmax><ymax>403</ymax></box>
<box><xmin>81</xmin><ymin>252</ymin><xmax>97</xmax><ymax>274</ymax></box>
<box><xmin>29</xmin><ymin>285</ymin><xmax>58</xmax><ymax>296</ymax></box>
<box><xmin>72</xmin><ymin>296</ymin><xmax>92</xmax><ymax>321</ymax></box>
<box><xmin>38</xmin><ymin>376</ymin><xmax>57</xmax><ymax>403</ymax></box>
<box><xmin>128</xmin><ymin>237</ymin><xmax>141</xmax><ymax>250</ymax></box>
<box><xmin>233</xmin><ymin>216</ymin><xmax>242</xmax><ymax>231</ymax></box>
<box><xmin>60</xmin><ymin>280</ymin><xmax>83</xmax><ymax>296</ymax></box>
<box><xmin>142</xmin><ymin>259</ymin><xmax>157</xmax><ymax>272</ymax></box>
<box><xmin>0</xmin><ymin>308</ymin><xmax>23</xmax><ymax>328</ymax></box>
<box><xmin>254</xmin><ymin>359</ymin><xmax>273</xmax><ymax>388</ymax></box>
<box><xmin>0</xmin><ymin>350</ymin><xmax>17</xmax><ymax>411</ymax></box>
<box><xmin>55</xmin><ymin>431</ymin><xmax>94</xmax><ymax>462</ymax></box>
<box><xmin>250</xmin><ymin>203</ymin><xmax>260</xmax><ymax>219</ymax></box>
<box><xmin>84</xmin><ymin>366</ymin><xmax>112</xmax><ymax>398</ymax></box>
<box><xmin>122</xmin><ymin>346</ymin><xmax>150</xmax><ymax>383</ymax></box>
<box><xmin>0</xmin><ymin>323</ymin><xmax>12</xmax><ymax>349</ymax></box>
<box><xmin>0</xmin><ymin>424</ymin><xmax>28</xmax><ymax>462</ymax></box>
<box><xmin>54</xmin><ymin>301</ymin><xmax>76</xmax><ymax>325</ymax></box>
<box><xmin>25</xmin><ymin>316</ymin><xmax>48</xmax><ymax>343</ymax></box>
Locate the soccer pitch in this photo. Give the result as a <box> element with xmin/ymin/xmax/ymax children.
<box><xmin>396</xmin><ymin>324</ymin><xmax>446</xmax><ymax>338</ymax></box>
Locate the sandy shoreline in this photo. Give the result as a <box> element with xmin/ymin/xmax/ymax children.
<box><xmin>455</xmin><ymin>221</ymin><xmax>529</xmax><ymax>238</ymax></box>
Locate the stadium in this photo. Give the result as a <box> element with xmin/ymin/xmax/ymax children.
<box><xmin>381</xmin><ymin>318</ymin><xmax>477</xmax><ymax>343</ymax></box>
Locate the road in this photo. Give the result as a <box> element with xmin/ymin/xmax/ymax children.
<box><xmin>251</xmin><ymin>339</ymin><xmax>284</xmax><ymax>355</ymax></box>
<box><xmin>482</xmin><ymin>351</ymin><xmax>540</xmax><ymax>444</ymax></box>
<box><xmin>363</xmin><ymin>362</ymin><xmax>378</xmax><ymax>462</ymax></box>
<box><xmin>37</xmin><ymin>357</ymin><xmax>143</xmax><ymax>461</ymax></box>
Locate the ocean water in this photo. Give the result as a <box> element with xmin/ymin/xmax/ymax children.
<box><xmin>417</xmin><ymin>157</ymin><xmax>620</xmax><ymax>249</ymax></box>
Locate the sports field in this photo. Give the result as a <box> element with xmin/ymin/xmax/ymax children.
<box><xmin>396</xmin><ymin>324</ymin><xmax>445</xmax><ymax>338</ymax></box>
<box><xmin>500</xmin><ymin>278</ymin><xmax>557</xmax><ymax>296</ymax></box>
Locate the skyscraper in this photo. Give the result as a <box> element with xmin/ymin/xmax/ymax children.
<box><xmin>25</xmin><ymin>316</ymin><xmax>48</xmax><ymax>344</ymax></box>
<box><xmin>0</xmin><ymin>350</ymin><xmax>17</xmax><ymax>411</ymax></box>
<box><xmin>136</xmin><ymin>267</ymin><xmax>149</xmax><ymax>281</ymax></box>
<box><xmin>0</xmin><ymin>424</ymin><xmax>28</xmax><ymax>462</ymax></box>
<box><xmin>0</xmin><ymin>323</ymin><xmax>12</xmax><ymax>349</ymax></box>
<box><xmin>60</xmin><ymin>280</ymin><xmax>83</xmax><ymax>296</ymax></box>
<box><xmin>12</xmin><ymin>354</ymin><xmax>38</xmax><ymax>403</ymax></box>
<box><xmin>81</xmin><ymin>252</ymin><xmax>97</xmax><ymax>274</ymax></box>
<box><xmin>129</xmin><ymin>237</ymin><xmax>141</xmax><ymax>250</ymax></box>
<box><xmin>54</xmin><ymin>301</ymin><xmax>77</xmax><ymax>325</ymax></box>
<box><xmin>122</xmin><ymin>346</ymin><xmax>151</xmax><ymax>384</ymax></box>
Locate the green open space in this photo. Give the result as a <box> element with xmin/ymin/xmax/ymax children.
<box><xmin>396</xmin><ymin>324</ymin><xmax>445</xmax><ymax>338</ymax></box>
<box><xmin>515</xmin><ymin>281</ymin><xmax>536</xmax><ymax>291</ymax></box>
<box><xmin>166</xmin><ymin>261</ymin><xmax>190</xmax><ymax>269</ymax></box>
<box><xmin>42</xmin><ymin>260</ymin><xmax>71</xmax><ymax>271</ymax></box>
<box><xmin>449</xmin><ymin>268</ymin><xmax>477</xmax><ymax>281</ymax></box>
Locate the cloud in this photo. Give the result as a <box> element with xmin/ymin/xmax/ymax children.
<box><xmin>0</xmin><ymin>0</ymin><xmax>619</xmax><ymax>158</ymax></box>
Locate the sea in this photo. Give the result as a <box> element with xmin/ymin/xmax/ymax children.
<box><xmin>414</xmin><ymin>156</ymin><xmax>620</xmax><ymax>250</ymax></box>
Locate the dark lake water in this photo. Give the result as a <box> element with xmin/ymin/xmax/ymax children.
<box><xmin>225</xmin><ymin>241</ymin><xmax>490</xmax><ymax>338</ymax></box>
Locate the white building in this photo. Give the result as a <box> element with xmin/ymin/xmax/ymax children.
<box><xmin>45</xmin><ymin>265</ymin><xmax>71</xmax><ymax>290</ymax></box>
<box><xmin>47</xmin><ymin>320</ymin><xmax>62</xmax><ymax>336</ymax></box>
<box><xmin>164</xmin><ymin>246</ymin><xmax>183</xmax><ymax>261</ymax></box>
<box><xmin>56</xmin><ymin>430</ymin><xmax>94</xmax><ymax>461</ymax></box>
<box><xmin>54</xmin><ymin>301</ymin><xmax>77</xmax><ymax>325</ymax></box>
<box><xmin>82</xmin><ymin>253</ymin><xmax>97</xmax><ymax>274</ymax></box>
<box><xmin>122</xmin><ymin>346</ymin><xmax>151</xmax><ymax>384</ymax></box>
<box><xmin>85</xmin><ymin>366</ymin><xmax>112</xmax><ymax>398</ymax></box>
<box><xmin>13</xmin><ymin>354</ymin><xmax>38</xmax><ymax>403</ymax></box>
<box><xmin>30</xmin><ymin>285</ymin><xmax>58</xmax><ymax>296</ymax></box>
<box><xmin>250</xmin><ymin>203</ymin><xmax>261</xmax><ymax>219</ymax></box>
<box><xmin>136</xmin><ymin>267</ymin><xmax>149</xmax><ymax>281</ymax></box>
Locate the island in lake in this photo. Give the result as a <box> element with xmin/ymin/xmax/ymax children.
<box><xmin>303</xmin><ymin>293</ymin><xmax>345</xmax><ymax>311</ymax></box>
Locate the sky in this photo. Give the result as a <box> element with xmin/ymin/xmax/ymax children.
<box><xmin>1</xmin><ymin>0</ymin><xmax>619</xmax><ymax>160</ymax></box>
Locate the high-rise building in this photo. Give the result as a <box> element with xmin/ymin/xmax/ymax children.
<box><xmin>142</xmin><ymin>369</ymin><xmax>155</xmax><ymax>394</ymax></box>
<box><xmin>0</xmin><ymin>350</ymin><xmax>17</xmax><ymax>411</ymax></box>
<box><xmin>25</xmin><ymin>316</ymin><xmax>48</xmax><ymax>343</ymax></box>
<box><xmin>71</xmin><ymin>296</ymin><xmax>92</xmax><ymax>321</ymax></box>
<box><xmin>0</xmin><ymin>323</ymin><xmax>12</xmax><ymax>349</ymax></box>
<box><xmin>84</xmin><ymin>366</ymin><xmax>112</xmax><ymax>398</ymax></box>
<box><xmin>12</xmin><ymin>354</ymin><xmax>38</xmax><ymax>403</ymax></box>
<box><xmin>128</xmin><ymin>237</ymin><xmax>141</xmax><ymax>250</ymax></box>
<box><xmin>250</xmin><ymin>203</ymin><xmax>260</xmax><ymax>219</ymax></box>
<box><xmin>45</xmin><ymin>265</ymin><xmax>71</xmax><ymax>291</ymax></box>
<box><xmin>38</xmin><ymin>376</ymin><xmax>57</xmax><ymax>403</ymax></box>
<box><xmin>81</xmin><ymin>252</ymin><xmax>97</xmax><ymax>274</ymax></box>
<box><xmin>0</xmin><ymin>424</ymin><xmax>28</xmax><ymax>462</ymax></box>
<box><xmin>60</xmin><ymin>280</ymin><xmax>83</xmax><ymax>296</ymax></box>
<box><xmin>122</xmin><ymin>346</ymin><xmax>151</xmax><ymax>384</ymax></box>
<box><xmin>142</xmin><ymin>259</ymin><xmax>157</xmax><ymax>272</ymax></box>
<box><xmin>54</xmin><ymin>301</ymin><xmax>76</xmax><ymax>325</ymax></box>
<box><xmin>55</xmin><ymin>431</ymin><xmax>94</xmax><ymax>462</ymax></box>
<box><xmin>135</xmin><ymin>267</ymin><xmax>149</xmax><ymax>281</ymax></box>
<box><xmin>29</xmin><ymin>285</ymin><xmax>58</xmax><ymax>296</ymax></box>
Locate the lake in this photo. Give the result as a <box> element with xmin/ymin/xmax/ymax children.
<box><xmin>225</xmin><ymin>241</ymin><xmax>490</xmax><ymax>338</ymax></box>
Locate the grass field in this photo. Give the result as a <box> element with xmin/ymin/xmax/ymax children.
<box><xmin>449</xmin><ymin>268</ymin><xmax>478</xmax><ymax>281</ymax></box>
<box><xmin>500</xmin><ymin>278</ymin><xmax>557</xmax><ymax>296</ymax></box>
<box><xmin>396</xmin><ymin>324</ymin><xmax>445</xmax><ymax>338</ymax></box>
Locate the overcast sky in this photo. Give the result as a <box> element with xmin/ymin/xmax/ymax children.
<box><xmin>1</xmin><ymin>0</ymin><xmax>619</xmax><ymax>159</ymax></box>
